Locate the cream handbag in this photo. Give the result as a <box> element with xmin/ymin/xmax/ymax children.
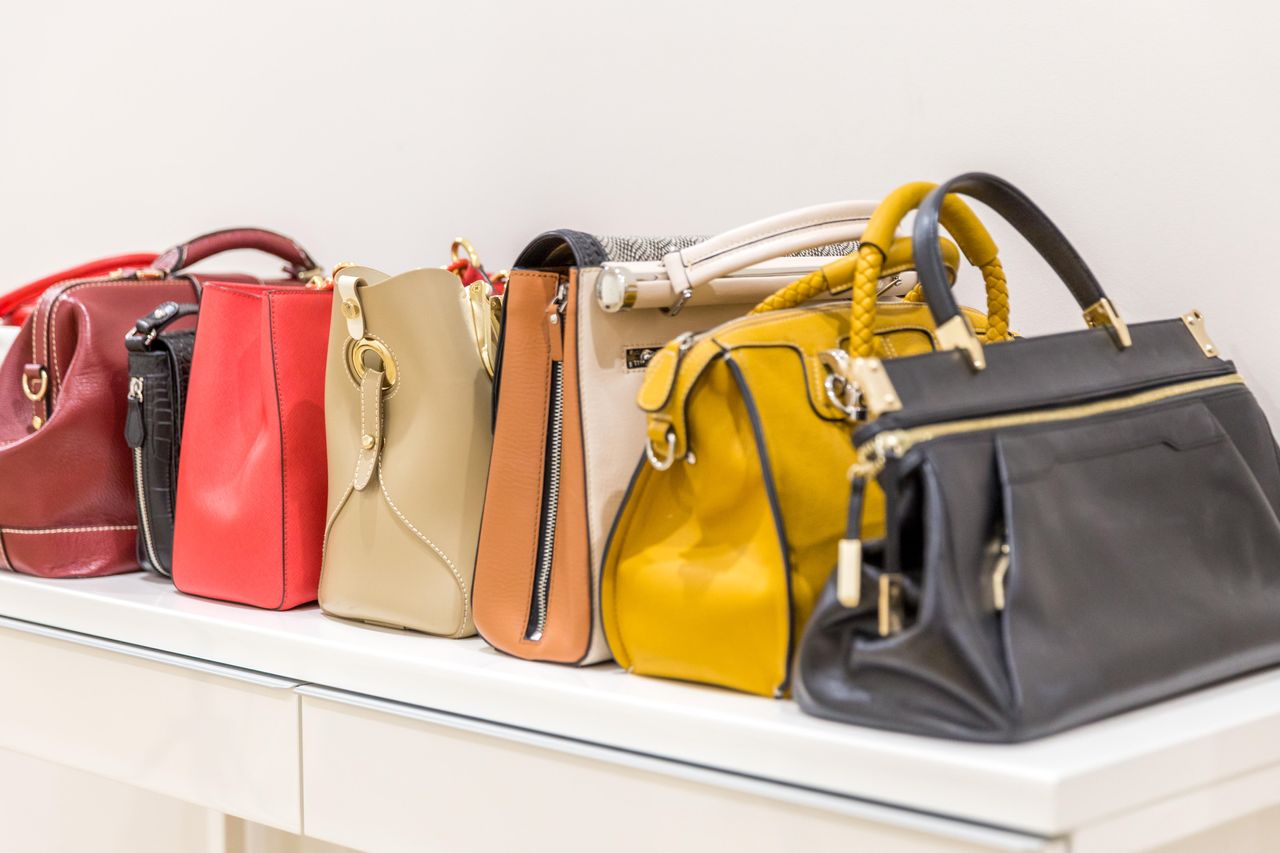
<box><xmin>320</xmin><ymin>255</ymin><xmax>500</xmax><ymax>636</ymax></box>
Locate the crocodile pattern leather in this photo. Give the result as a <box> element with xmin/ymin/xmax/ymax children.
<box><xmin>126</xmin><ymin>326</ymin><xmax>196</xmax><ymax>577</ymax></box>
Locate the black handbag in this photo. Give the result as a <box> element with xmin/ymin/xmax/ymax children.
<box><xmin>796</xmin><ymin>172</ymin><xmax>1280</xmax><ymax>743</ymax></box>
<box><xmin>124</xmin><ymin>301</ymin><xmax>199</xmax><ymax>577</ymax></box>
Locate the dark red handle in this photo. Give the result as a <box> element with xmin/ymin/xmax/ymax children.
<box><xmin>152</xmin><ymin>228</ymin><xmax>318</xmax><ymax>277</ymax></box>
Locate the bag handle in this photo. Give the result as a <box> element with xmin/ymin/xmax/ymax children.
<box><xmin>912</xmin><ymin>172</ymin><xmax>1128</xmax><ymax>369</ymax></box>
<box><xmin>838</xmin><ymin>182</ymin><xmax>1011</xmax><ymax>365</ymax></box>
<box><xmin>125</xmin><ymin>301</ymin><xmax>200</xmax><ymax>352</ymax></box>
<box><xmin>150</xmin><ymin>228</ymin><xmax>319</xmax><ymax>278</ymax></box>
<box><xmin>0</xmin><ymin>253</ymin><xmax>157</xmax><ymax>325</ymax></box>
<box><xmin>659</xmin><ymin>201</ymin><xmax>879</xmax><ymax>307</ymax></box>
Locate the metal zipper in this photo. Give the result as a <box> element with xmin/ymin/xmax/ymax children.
<box><xmin>127</xmin><ymin>376</ymin><xmax>163</xmax><ymax>572</ymax></box>
<box><xmin>527</xmin><ymin>283</ymin><xmax>569</xmax><ymax>642</ymax></box>
<box><xmin>837</xmin><ymin>372</ymin><xmax>1246</xmax><ymax>613</ymax></box>
<box><xmin>850</xmin><ymin>373</ymin><xmax>1246</xmax><ymax>481</ymax></box>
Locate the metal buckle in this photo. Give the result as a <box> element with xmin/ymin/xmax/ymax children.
<box><xmin>21</xmin><ymin>368</ymin><xmax>48</xmax><ymax>402</ymax></box>
<box><xmin>645</xmin><ymin>429</ymin><xmax>678</xmax><ymax>471</ymax></box>
<box><xmin>347</xmin><ymin>337</ymin><xmax>397</xmax><ymax>389</ymax></box>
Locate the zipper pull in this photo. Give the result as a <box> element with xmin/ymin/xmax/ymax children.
<box><xmin>992</xmin><ymin>538</ymin><xmax>1011</xmax><ymax>611</ymax></box>
<box><xmin>124</xmin><ymin>376</ymin><xmax>145</xmax><ymax>448</ymax></box>
<box><xmin>546</xmin><ymin>282</ymin><xmax>568</xmax><ymax>362</ymax></box>
<box><xmin>836</xmin><ymin>431</ymin><xmax>905</xmax><ymax>608</ymax></box>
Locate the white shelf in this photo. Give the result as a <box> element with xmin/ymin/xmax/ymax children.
<box><xmin>2</xmin><ymin>570</ymin><xmax>1279</xmax><ymax>839</ymax></box>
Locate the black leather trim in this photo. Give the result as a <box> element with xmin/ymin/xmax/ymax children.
<box><xmin>857</xmin><ymin>320</ymin><xmax>1235</xmax><ymax>442</ymax></box>
<box><xmin>913</xmin><ymin>172</ymin><xmax>1107</xmax><ymax>326</ymax></box>
<box><xmin>513</xmin><ymin>230</ymin><xmax>608</xmax><ymax>269</ymax></box>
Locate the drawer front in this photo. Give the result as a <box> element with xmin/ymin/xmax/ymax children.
<box><xmin>300</xmin><ymin>691</ymin><xmax>1050</xmax><ymax>853</ymax></box>
<box><xmin>0</xmin><ymin>621</ymin><xmax>301</xmax><ymax>832</ymax></box>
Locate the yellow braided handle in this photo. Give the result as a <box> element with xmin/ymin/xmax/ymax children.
<box><xmin>752</xmin><ymin>182</ymin><xmax>1012</xmax><ymax>353</ymax></box>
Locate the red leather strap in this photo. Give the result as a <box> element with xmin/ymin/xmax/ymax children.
<box><xmin>0</xmin><ymin>253</ymin><xmax>157</xmax><ymax>326</ymax></box>
<box><xmin>152</xmin><ymin>228</ymin><xmax>318</xmax><ymax>277</ymax></box>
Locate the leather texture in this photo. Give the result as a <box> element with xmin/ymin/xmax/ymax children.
<box><xmin>474</xmin><ymin>215</ymin><xmax>892</xmax><ymax>665</ymax></box>
<box><xmin>0</xmin><ymin>265</ymin><xmax>199</xmax><ymax>577</ymax></box>
<box><xmin>171</xmin><ymin>281</ymin><xmax>330</xmax><ymax>609</ymax></box>
<box><xmin>601</xmin><ymin>293</ymin><xmax>991</xmax><ymax>697</ymax></box>
<box><xmin>475</xmin><ymin>211</ymin><xmax>961</xmax><ymax>667</ymax></box>
<box><xmin>124</xmin><ymin>301</ymin><xmax>199</xmax><ymax>577</ymax></box>
<box><xmin>797</xmin><ymin>174</ymin><xmax>1280</xmax><ymax>741</ymax></box>
<box><xmin>152</xmin><ymin>228</ymin><xmax>317</xmax><ymax>278</ymax></box>
<box><xmin>320</xmin><ymin>266</ymin><xmax>492</xmax><ymax>637</ymax></box>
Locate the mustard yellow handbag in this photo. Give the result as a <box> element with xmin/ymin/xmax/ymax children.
<box><xmin>600</xmin><ymin>184</ymin><xmax>1012</xmax><ymax>697</ymax></box>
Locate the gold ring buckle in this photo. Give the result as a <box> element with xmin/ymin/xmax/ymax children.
<box><xmin>347</xmin><ymin>337</ymin><xmax>397</xmax><ymax>389</ymax></box>
<box><xmin>22</xmin><ymin>368</ymin><xmax>48</xmax><ymax>402</ymax></box>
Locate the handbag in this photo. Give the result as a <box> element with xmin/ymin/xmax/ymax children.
<box><xmin>473</xmin><ymin>205</ymin><xmax>950</xmax><ymax>665</ymax></box>
<box><xmin>0</xmin><ymin>231</ymin><xmax>315</xmax><ymax>578</ymax></box>
<box><xmin>796</xmin><ymin>173</ymin><xmax>1280</xmax><ymax>742</ymax></box>
<box><xmin>124</xmin><ymin>301</ymin><xmax>200</xmax><ymax>577</ymax></box>
<box><xmin>172</xmin><ymin>278</ymin><xmax>332</xmax><ymax>609</ymax></box>
<box><xmin>600</xmin><ymin>186</ymin><xmax>1009</xmax><ymax>697</ymax></box>
<box><xmin>319</xmin><ymin>252</ymin><xmax>502</xmax><ymax>636</ymax></box>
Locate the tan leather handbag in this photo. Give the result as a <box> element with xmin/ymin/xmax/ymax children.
<box><xmin>472</xmin><ymin>204</ymin><xmax>936</xmax><ymax>665</ymax></box>
<box><xmin>319</xmin><ymin>255</ymin><xmax>502</xmax><ymax>636</ymax></box>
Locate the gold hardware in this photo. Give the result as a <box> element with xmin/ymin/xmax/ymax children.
<box><xmin>1181</xmin><ymin>310</ymin><xmax>1218</xmax><ymax>358</ymax></box>
<box><xmin>360</xmin><ymin>434</ymin><xmax>375</xmax><ymax>450</ymax></box>
<box><xmin>878</xmin><ymin>573</ymin><xmax>904</xmax><ymax>637</ymax></box>
<box><xmin>836</xmin><ymin>539</ymin><xmax>863</xmax><ymax>607</ymax></box>
<box><xmin>451</xmin><ymin>238</ymin><xmax>481</xmax><ymax>268</ymax></box>
<box><xmin>992</xmin><ymin>542</ymin><xmax>1011</xmax><ymax>611</ymax></box>
<box><xmin>850</xmin><ymin>357</ymin><xmax>902</xmax><ymax>416</ymax></box>
<box><xmin>1083</xmin><ymin>297</ymin><xmax>1132</xmax><ymax>350</ymax></box>
<box><xmin>851</xmin><ymin>374</ymin><xmax>1246</xmax><ymax>484</ymax></box>
<box><xmin>341</xmin><ymin>298</ymin><xmax>362</xmax><ymax>320</ymax></box>
<box><xmin>135</xmin><ymin>268</ymin><xmax>165</xmax><ymax>280</ymax></box>
<box><xmin>347</xmin><ymin>337</ymin><xmax>397</xmax><ymax>388</ymax></box>
<box><xmin>935</xmin><ymin>315</ymin><xmax>986</xmax><ymax>371</ymax></box>
<box><xmin>21</xmin><ymin>368</ymin><xmax>48</xmax><ymax>402</ymax></box>
<box><xmin>30</xmin><ymin>415</ymin><xmax>43</xmax><ymax>430</ymax></box>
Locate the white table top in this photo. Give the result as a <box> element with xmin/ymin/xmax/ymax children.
<box><xmin>2</xmin><ymin>570</ymin><xmax>1278</xmax><ymax>837</ymax></box>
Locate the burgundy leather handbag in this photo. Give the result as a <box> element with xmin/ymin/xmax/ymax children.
<box><xmin>0</xmin><ymin>229</ymin><xmax>320</xmax><ymax>578</ymax></box>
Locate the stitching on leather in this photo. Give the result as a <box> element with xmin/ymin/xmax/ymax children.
<box><xmin>48</xmin><ymin>280</ymin><xmax>194</xmax><ymax>403</ymax></box>
<box><xmin>1</xmin><ymin>525</ymin><xmax>136</xmax><ymax>534</ymax></box>
<box><xmin>376</xmin><ymin>459</ymin><xmax>470</xmax><ymax>636</ymax></box>
<box><xmin>320</xmin><ymin>483</ymin><xmax>355</xmax><ymax>570</ymax></box>
<box><xmin>0</xmin><ymin>530</ymin><xmax>11</xmax><ymax>571</ymax></box>
<box><xmin>352</xmin><ymin>374</ymin><xmax>380</xmax><ymax>485</ymax></box>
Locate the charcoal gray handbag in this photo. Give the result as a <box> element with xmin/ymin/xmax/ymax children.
<box><xmin>796</xmin><ymin>172</ymin><xmax>1280</xmax><ymax>742</ymax></box>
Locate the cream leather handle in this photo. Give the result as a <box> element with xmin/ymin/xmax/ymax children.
<box><xmin>659</xmin><ymin>201</ymin><xmax>880</xmax><ymax>300</ymax></box>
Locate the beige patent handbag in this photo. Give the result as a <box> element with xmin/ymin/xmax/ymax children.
<box><xmin>319</xmin><ymin>250</ymin><xmax>501</xmax><ymax>636</ymax></box>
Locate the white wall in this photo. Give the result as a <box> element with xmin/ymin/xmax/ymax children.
<box><xmin>0</xmin><ymin>4</ymin><xmax>1277</xmax><ymax>844</ymax></box>
<box><xmin>5</xmin><ymin>1</ymin><xmax>1280</xmax><ymax>407</ymax></box>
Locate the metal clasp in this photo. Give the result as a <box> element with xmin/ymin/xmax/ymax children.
<box><xmin>22</xmin><ymin>368</ymin><xmax>48</xmax><ymax>402</ymax></box>
<box><xmin>645</xmin><ymin>428</ymin><xmax>678</xmax><ymax>471</ymax></box>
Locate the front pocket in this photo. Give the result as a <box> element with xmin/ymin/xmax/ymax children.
<box><xmin>995</xmin><ymin>396</ymin><xmax>1280</xmax><ymax>732</ymax></box>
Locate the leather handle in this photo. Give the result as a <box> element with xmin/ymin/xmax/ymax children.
<box><xmin>125</xmin><ymin>301</ymin><xmax>200</xmax><ymax>351</ymax></box>
<box><xmin>660</xmin><ymin>201</ymin><xmax>880</xmax><ymax>298</ymax></box>
<box><xmin>912</xmin><ymin>173</ymin><xmax>1109</xmax><ymax>328</ymax></box>
<box><xmin>151</xmin><ymin>228</ymin><xmax>318</xmax><ymax>277</ymax></box>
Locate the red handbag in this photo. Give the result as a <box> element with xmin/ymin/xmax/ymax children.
<box><xmin>171</xmin><ymin>279</ymin><xmax>332</xmax><ymax>609</ymax></box>
<box><xmin>0</xmin><ymin>254</ymin><xmax>158</xmax><ymax>326</ymax></box>
<box><xmin>0</xmin><ymin>229</ymin><xmax>318</xmax><ymax>578</ymax></box>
